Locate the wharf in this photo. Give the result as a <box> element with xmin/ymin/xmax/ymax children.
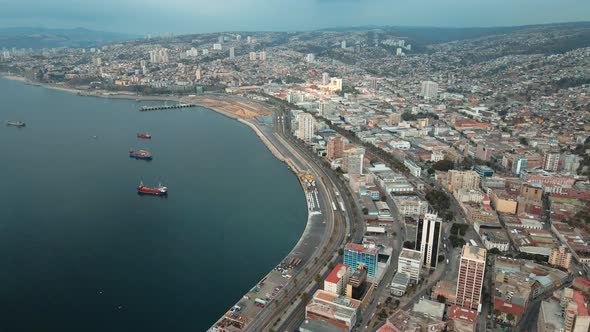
<box><xmin>139</xmin><ymin>103</ymin><xmax>196</xmax><ymax>111</ymax></box>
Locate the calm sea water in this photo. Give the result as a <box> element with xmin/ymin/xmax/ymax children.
<box><xmin>0</xmin><ymin>78</ymin><xmax>307</xmax><ymax>332</ymax></box>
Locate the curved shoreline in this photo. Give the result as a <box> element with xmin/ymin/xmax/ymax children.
<box><xmin>1</xmin><ymin>75</ymin><xmax>326</xmax><ymax>331</ymax></box>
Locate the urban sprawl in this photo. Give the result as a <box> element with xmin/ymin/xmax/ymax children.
<box><xmin>2</xmin><ymin>24</ymin><xmax>590</xmax><ymax>332</ymax></box>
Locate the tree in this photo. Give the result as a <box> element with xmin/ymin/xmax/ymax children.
<box><xmin>506</xmin><ymin>313</ymin><xmax>515</xmax><ymax>322</ymax></box>
<box><xmin>337</xmin><ymin>248</ymin><xmax>344</xmax><ymax>256</ymax></box>
<box><xmin>519</xmin><ymin>137</ymin><xmax>529</xmax><ymax>146</ymax></box>
<box><xmin>437</xmin><ymin>255</ymin><xmax>445</xmax><ymax>263</ymax></box>
<box><xmin>427</xmin><ymin>168</ymin><xmax>435</xmax><ymax>175</ymax></box>
<box><xmin>362</xmin><ymin>207</ymin><xmax>369</xmax><ymax>215</ymax></box>
<box><xmin>315</xmin><ymin>274</ymin><xmax>321</xmax><ymax>283</ymax></box>
<box><xmin>403</xmin><ymin>241</ymin><xmax>416</xmax><ymax>249</ymax></box>
<box><xmin>489</xmin><ymin>248</ymin><xmax>501</xmax><ymax>255</ymax></box>
<box><xmin>432</xmin><ymin>159</ymin><xmax>454</xmax><ymax>172</ymax></box>
<box><xmin>300</xmin><ymin>292</ymin><xmax>309</xmax><ymax>303</ymax></box>
<box><xmin>436</xmin><ymin>295</ymin><xmax>446</xmax><ymax>303</ymax></box>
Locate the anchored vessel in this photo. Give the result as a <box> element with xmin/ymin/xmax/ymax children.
<box><xmin>129</xmin><ymin>149</ymin><xmax>153</xmax><ymax>160</ymax></box>
<box><xmin>137</xmin><ymin>133</ymin><xmax>152</xmax><ymax>139</ymax></box>
<box><xmin>137</xmin><ymin>182</ymin><xmax>168</xmax><ymax>196</ymax></box>
<box><xmin>6</xmin><ymin>121</ymin><xmax>26</xmax><ymax>127</ymax></box>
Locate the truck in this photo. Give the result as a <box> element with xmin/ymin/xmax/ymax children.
<box><xmin>255</xmin><ymin>298</ymin><xmax>267</xmax><ymax>307</ymax></box>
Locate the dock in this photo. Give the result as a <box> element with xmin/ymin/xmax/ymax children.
<box><xmin>139</xmin><ymin>103</ymin><xmax>196</xmax><ymax>111</ymax></box>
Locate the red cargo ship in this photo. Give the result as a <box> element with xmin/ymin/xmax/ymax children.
<box><xmin>137</xmin><ymin>182</ymin><xmax>168</xmax><ymax>196</ymax></box>
<box><xmin>137</xmin><ymin>133</ymin><xmax>152</xmax><ymax>139</ymax></box>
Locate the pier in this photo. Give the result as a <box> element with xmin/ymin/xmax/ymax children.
<box><xmin>139</xmin><ymin>103</ymin><xmax>196</xmax><ymax>111</ymax></box>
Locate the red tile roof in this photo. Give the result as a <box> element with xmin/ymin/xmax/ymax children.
<box><xmin>325</xmin><ymin>263</ymin><xmax>347</xmax><ymax>284</ymax></box>
<box><xmin>448</xmin><ymin>305</ymin><xmax>477</xmax><ymax>323</ymax></box>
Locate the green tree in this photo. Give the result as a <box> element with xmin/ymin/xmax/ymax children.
<box><xmin>432</xmin><ymin>159</ymin><xmax>454</xmax><ymax>172</ymax></box>
<box><xmin>436</xmin><ymin>295</ymin><xmax>446</xmax><ymax>303</ymax></box>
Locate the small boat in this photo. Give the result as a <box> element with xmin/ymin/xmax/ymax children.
<box><xmin>137</xmin><ymin>133</ymin><xmax>152</xmax><ymax>139</ymax></box>
<box><xmin>6</xmin><ymin>121</ymin><xmax>25</xmax><ymax>127</ymax></box>
<box><xmin>137</xmin><ymin>181</ymin><xmax>168</xmax><ymax>196</ymax></box>
<box><xmin>129</xmin><ymin>149</ymin><xmax>153</xmax><ymax>160</ymax></box>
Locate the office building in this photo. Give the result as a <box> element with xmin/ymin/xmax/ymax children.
<box><xmin>341</xmin><ymin>40</ymin><xmax>347</xmax><ymax>49</ymax></box>
<box><xmin>246</xmin><ymin>36</ymin><xmax>252</xmax><ymax>44</ymax></box>
<box><xmin>397</xmin><ymin>248</ymin><xmax>422</xmax><ymax>283</ymax></box>
<box><xmin>404</xmin><ymin>159</ymin><xmax>422</xmax><ymax>177</ymax></box>
<box><xmin>474</xmin><ymin>165</ymin><xmax>494</xmax><ymax>178</ymax></box>
<box><xmin>416</xmin><ymin>213</ymin><xmax>442</xmax><ymax>269</ymax></box>
<box><xmin>259</xmin><ymin>51</ymin><xmax>267</xmax><ymax>61</ymax></box>
<box><xmin>455</xmin><ymin>245</ymin><xmax>487</xmax><ymax>310</ymax></box>
<box><xmin>195</xmin><ymin>68</ymin><xmax>202</xmax><ymax>81</ymax></box>
<box><xmin>345</xmin><ymin>266</ymin><xmax>374</xmax><ymax>311</ymax></box>
<box><xmin>420</xmin><ymin>81</ymin><xmax>439</xmax><ymax>99</ymax></box>
<box><xmin>229</xmin><ymin>47</ymin><xmax>235</xmax><ymax>59</ymax></box>
<box><xmin>512</xmin><ymin>156</ymin><xmax>528</xmax><ymax>176</ymax></box>
<box><xmin>543</xmin><ymin>152</ymin><xmax>560</xmax><ymax>172</ymax></box>
<box><xmin>306</xmin><ymin>53</ymin><xmax>315</xmax><ymax>62</ymax></box>
<box><xmin>343</xmin><ymin>243</ymin><xmax>378</xmax><ymax>278</ymax></box>
<box><xmin>549</xmin><ymin>246</ymin><xmax>573</xmax><ymax>270</ymax></box>
<box><xmin>297</xmin><ymin>113</ymin><xmax>315</xmax><ymax>142</ymax></box>
<box><xmin>249</xmin><ymin>52</ymin><xmax>257</xmax><ymax>61</ymax></box>
<box><xmin>213</xmin><ymin>43</ymin><xmax>222</xmax><ymax>50</ymax></box>
<box><xmin>327</xmin><ymin>136</ymin><xmax>345</xmax><ymax>161</ymax></box>
<box><xmin>342</xmin><ymin>147</ymin><xmax>365</xmax><ymax>175</ymax></box>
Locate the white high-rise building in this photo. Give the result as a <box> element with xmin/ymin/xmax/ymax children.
<box><xmin>341</xmin><ymin>40</ymin><xmax>347</xmax><ymax>49</ymax></box>
<box><xmin>297</xmin><ymin>113</ymin><xmax>315</xmax><ymax>142</ymax></box>
<box><xmin>322</xmin><ymin>72</ymin><xmax>330</xmax><ymax>85</ymax></box>
<box><xmin>247</xmin><ymin>36</ymin><xmax>252</xmax><ymax>44</ymax></box>
<box><xmin>202</xmin><ymin>49</ymin><xmax>209</xmax><ymax>55</ymax></box>
<box><xmin>149</xmin><ymin>48</ymin><xmax>169</xmax><ymax>64</ymax></box>
<box><xmin>306</xmin><ymin>53</ymin><xmax>315</xmax><ymax>62</ymax></box>
<box><xmin>416</xmin><ymin>212</ymin><xmax>442</xmax><ymax>269</ymax></box>
<box><xmin>259</xmin><ymin>51</ymin><xmax>267</xmax><ymax>61</ymax></box>
<box><xmin>249</xmin><ymin>52</ymin><xmax>257</xmax><ymax>61</ymax></box>
<box><xmin>213</xmin><ymin>43</ymin><xmax>222</xmax><ymax>50</ymax></box>
<box><xmin>195</xmin><ymin>68</ymin><xmax>202</xmax><ymax>81</ymax></box>
<box><xmin>229</xmin><ymin>47</ymin><xmax>235</xmax><ymax>59</ymax></box>
<box><xmin>420</xmin><ymin>81</ymin><xmax>439</xmax><ymax>100</ymax></box>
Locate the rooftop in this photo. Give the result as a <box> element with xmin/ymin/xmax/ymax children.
<box><xmin>399</xmin><ymin>248</ymin><xmax>422</xmax><ymax>261</ymax></box>
<box><xmin>325</xmin><ymin>263</ymin><xmax>348</xmax><ymax>284</ymax></box>
<box><xmin>461</xmin><ymin>245</ymin><xmax>487</xmax><ymax>262</ymax></box>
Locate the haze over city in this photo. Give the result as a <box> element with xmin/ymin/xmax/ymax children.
<box><xmin>0</xmin><ymin>0</ymin><xmax>589</xmax><ymax>34</ymax></box>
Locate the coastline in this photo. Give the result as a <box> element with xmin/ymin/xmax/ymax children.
<box><xmin>2</xmin><ymin>75</ymin><xmax>323</xmax><ymax>331</ymax></box>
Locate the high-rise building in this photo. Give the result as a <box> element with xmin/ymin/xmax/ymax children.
<box><xmin>341</xmin><ymin>40</ymin><xmax>347</xmax><ymax>49</ymax></box>
<box><xmin>397</xmin><ymin>248</ymin><xmax>422</xmax><ymax>283</ymax></box>
<box><xmin>455</xmin><ymin>245</ymin><xmax>487</xmax><ymax>311</ymax></box>
<box><xmin>246</xmin><ymin>36</ymin><xmax>252</xmax><ymax>44</ymax></box>
<box><xmin>306</xmin><ymin>53</ymin><xmax>315</xmax><ymax>62</ymax></box>
<box><xmin>202</xmin><ymin>49</ymin><xmax>209</xmax><ymax>55</ymax></box>
<box><xmin>369</xmin><ymin>77</ymin><xmax>377</xmax><ymax>91</ymax></box>
<box><xmin>195</xmin><ymin>68</ymin><xmax>202</xmax><ymax>81</ymax></box>
<box><xmin>296</xmin><ymin>113</ymin><xmax>315</xmax><ymax>142</ymax></box>
<box><xmin>305</xmin><ymin>289</ymin><xmax>360</xmax><ymax>332</ymax></box>
<box><xmin>213</xmin><ymin>43</ymin><xmax>222</xmax><ymax>50</ymax></box>
<box><xmin>420</xmin><ymin>81</ymin><xmax>439</xmax><ymax>100</ymax></box>
<box><xmin>149</xmin><ymin>48</ymin><xmax>169</xmax><ymax>64</ymax></box>
<box><xmin>345</xmin><ymin>266</ymin><xmax>374</xmax><ymax>311</ymax></box>
<box><xmin>327</xmin><ymin>136</ymin><xmax>345</xmax><ymax>161</ymax></box>
<box><xmin>248</xmin><ymin>52</ymin><xmax>257</xmax><ymax>61</ymax></box>
<box><xmin>416</xmin><ymin>213</ymin><xmax>442</xmax><ymax>269</ymax></box>
<box><xmin>343</xmin><ymin>243</ymin><xmax>378</xmax><ymax>279</ymax></box>
<box><xmin>259</xmin><ymin>51</ymin><xmax>267</xmax><ymax>61</ymax></box>
<box><xmin>92</xmin><ymin>57</ymin><xmax>102</xmax><ymax>66</ymax></box>
<box><xmin>548</xmin><ymin>246</ymin><xmax>572</xmax><ymax>270</ymax></box>
<box><xmin>322</xmin><ymin>72</ymin><xmax>330</xmax><ymax>85</ymax></box>
<box><xmin>543</xmin><ymin>152</ymin><xmax>560</xmax><ymax>172</ymax></box>
<box><xmin>324</xmin><ymin>263</ymin><xmax>349</xmax><ymax>295</ymax></box>
<box><xmin>512</xmin><ymin>156</ymin><xmax>528</xmax><ymax>176</ymax></box>
<box><xmin>229</xmin><ymin>47</ymin><xmax>235</xmax><ymax>59</ymax></box>
<box><xmin>342</xmin><ymin>147</ymin><xmax>365</xmax><ymax>175</ymax></box>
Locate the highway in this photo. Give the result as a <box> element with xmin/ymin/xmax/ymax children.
<box><xmin>240</xmin><ymin>110</ymin><xmax>360</xmax><ymax>332</ymax></box>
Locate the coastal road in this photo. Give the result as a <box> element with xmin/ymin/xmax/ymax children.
<box><xmin>240</xmin><ymin>112</ymin><xmax>355</xmax><ymax>332</ymax></box>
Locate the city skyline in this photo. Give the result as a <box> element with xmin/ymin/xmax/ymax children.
<box><xmin>0</xmin><ymin>0</ymin><xmax>589</xmax><ymax>35</ymax></box>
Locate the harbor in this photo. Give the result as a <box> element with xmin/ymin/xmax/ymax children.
<box><xmin>139</xmin><ymin>103</ymin><xmax>196</xmax><ymax>111</ymax></box>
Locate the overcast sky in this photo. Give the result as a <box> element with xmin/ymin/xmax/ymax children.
<box><xmin>0</xmin><ymin>0</ymin><xmax>589</xmax><ymax>35</ymax></box>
